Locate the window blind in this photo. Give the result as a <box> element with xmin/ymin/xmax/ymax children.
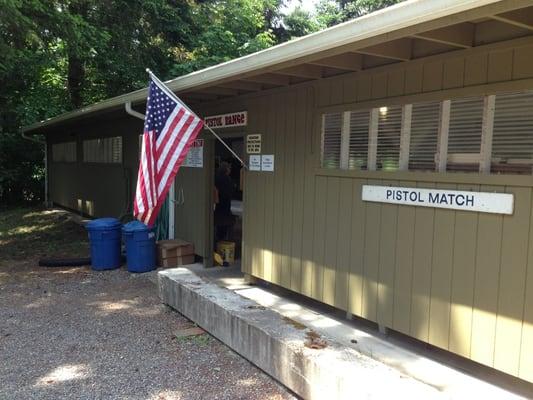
<box><xmin>447</xmin><ymin>97</ymin><xmax>484</xmax><ymax>172</ymax></box>
<box><xmin>491</xmin><ymin>91</ymin><xmax>533</xmax><ymax>174</ymax></box>
<box><xmin>83</xmin><ymin>136</ymin><xmax>122</xmax><ymax>163</ymax></box>
<box><xmin>322</xmin><ymin>113</ymin><xmax>342</xmax><ymax>169</ymax></box>
<box><xmin>349</xmin><ymin>110</ymin><xmax>369</xmax><ymax>170</ymax></box>
<box><xmin>52</xmin><ymin>142</ymin><xmax>77</xmax><ymax>162</ymax></box>
<box><xmin>409</xmin><ymin>102</ymin><xmax>440</xmax><ymax>171</ymax></box>
<box><xmin>376</xmin><ymin>106</ymin><xmax>401</xmax><ymax>171</ymax></box>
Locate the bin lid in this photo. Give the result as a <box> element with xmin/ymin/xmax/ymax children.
<box><xmin>86</xmin><ymin>217</ymin><xmax>121</xmax><ymax>231</ymax></box>
<box><xmin>122</xmin><ymin>220</ymin><xmax>150</xmax><ymax>233</ymax></box>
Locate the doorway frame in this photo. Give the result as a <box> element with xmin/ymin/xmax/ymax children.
<box><xmin>207</xmin><ymin>130</ymin><xmax>247</xmax><ymax>268</ymax></box>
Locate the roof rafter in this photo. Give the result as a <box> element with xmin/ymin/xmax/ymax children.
<box><xmin>275</xmin><ymin>64</ymin><xmax>323</xmax><ymax>79</ymax></box>
<box><xmin>242</xmin><ymin>73</ymin><xmax>291</xmax><ymax>86</ymax></box>
<box><xmin>180</xmin><ymin>92</ymin><xmax>219</xmax><ymax>101</ymax></box>
<box><xmin>309</xmin><ymin>53</ymin><xmax>363</xmax><ymax>71</ymax></box>
<box><xmin>355</xmin><ymin>38</ymin><xmax>412</xmax><ymax>61</ymax></box>
<box><xmin>218</xmin><ymin>81</ymin><xmax>263</xmax><ymax>92</ymax></box>
<box><xmin>412</xmin><ymin>22</ymin><xmax>475</xmax><ymax>48</ymax></box>
<box><xmin>195</xmin><ymin>87</ymin><xmax>240</xmax><ymax>96</ymax></box>
<box><xmin>491</xmin><ymin>8</ymin><xmax>533</xmax><ymax>31</ymax></box>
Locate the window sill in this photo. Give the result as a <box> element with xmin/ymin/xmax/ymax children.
<box><xmin>315</xmin><ymin>168</ymin><xmax>533</xmax><ymax>187</ymax></box>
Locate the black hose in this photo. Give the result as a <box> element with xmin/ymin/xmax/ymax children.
<box><xmin>38</xmin><ymin>257</ymin><xmax>91</xmax><ymax>267</ymax></box>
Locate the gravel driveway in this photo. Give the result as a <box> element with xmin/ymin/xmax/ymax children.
<box><xmin>0</xmin><ymin>261</ymin><xmax>296</xmax><ymax>400</ymax></box>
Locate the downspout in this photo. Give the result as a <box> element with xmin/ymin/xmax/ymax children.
<box><xmin>125</xmin><ymin>101</ymin><xmax>175</xmax><ymax>239</ymax></box>
<box><xmin>21</xmin><ymin>131</ymin><xmax>49</xmax><ymax>207</ymax></box>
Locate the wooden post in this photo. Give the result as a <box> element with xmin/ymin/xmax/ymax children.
<box><xmin>340</xmin><ymin>111</ymin><xmax>351</xmax><ymax>170</ymax></box>
<box><xmin>368</xmin><ymin>108</ymin><xmax>379</xmax><ymax>171</ymax></box>
<box><xmin>436</xmin><ymin>100</ymin><xmax>451</xmax><ymax>172</ymax></box>
<box><xmin>479</xmin><ymin>95</ymin><xmax>496</xmax><ymax>174</ymax></box>
<box><xmin>399</xmin><ymin>104</ymin><xmax>413</xmax><ymax>171</ymax></box>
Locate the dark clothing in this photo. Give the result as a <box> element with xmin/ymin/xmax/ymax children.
<box><xmin>215</xmin><ymin>173</ymin><xmax>234</xmax><ymax>228</ymax></box>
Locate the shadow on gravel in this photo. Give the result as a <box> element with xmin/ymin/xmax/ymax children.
<box><xmin>0</xmin><ymin>207</ymin><xmax>295</xmax><ymax>400</ymax></box>
<box><xmin>0</xmin><ymin>207</ymin><xmax>89</xmax><ymax>261</ymax></box>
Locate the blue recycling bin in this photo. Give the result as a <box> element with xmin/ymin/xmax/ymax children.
<box><xmin>86</xmin><ymin>218</ymin><xmax>122</xmax><ymax>270</ymax></box>
<box><xmin>122</xmin><ymin>221</ymin><xmax>156</xmax><ymax>273</ymax></box>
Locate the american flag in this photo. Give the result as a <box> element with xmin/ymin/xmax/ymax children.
<box><xmin>134</xmin><ymin>75</ymin><xmax>203</xmax><ymax>226</ymax></box>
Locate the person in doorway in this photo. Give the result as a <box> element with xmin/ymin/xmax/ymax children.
<box><xmin>214</xmin><ymin>161</ymin><xmax>235</xmax><ymax>242</ymax></box>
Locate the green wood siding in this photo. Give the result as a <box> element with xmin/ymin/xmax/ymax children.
<box><xmin>235</xmin><ymin>38</ymin><xmax>533</xmax><ymax>383</ymax></box>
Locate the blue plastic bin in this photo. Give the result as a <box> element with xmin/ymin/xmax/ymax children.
<box><xmin>86</xmin><ymin>218</ymin><xmax>122</xmax><ymax>270</ymax></box>
<box><xmin>122</xmin><ymin>221</ymin><xmax>156</xmax><ymax>273</ymax></box>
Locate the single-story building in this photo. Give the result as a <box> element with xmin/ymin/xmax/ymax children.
<box><xmin>23</xmin><ymin>0</ymin><xmax>533</xmax><ymax>385</ymax></box>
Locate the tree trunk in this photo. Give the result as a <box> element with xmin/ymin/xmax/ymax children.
<box><xmin>66</xmin><ymin>1</ymin><xmax>89</xmax><ymax>109</ymax></box>
<box><xmin>67</xmin><ymin>51</ymin><xmax>84</xmax><ymax>109</ymax></box>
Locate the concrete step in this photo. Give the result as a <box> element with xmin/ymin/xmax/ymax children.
<box><xmin>158</xmin><ymin>268</ymin><xmax>466</xmax><ymax>399</ymax></box>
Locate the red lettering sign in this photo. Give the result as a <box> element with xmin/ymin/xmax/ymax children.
<box><xmin>204</xmin><ymin>111</ymin><xmax>247</xmax><ymax>129</ymax></box>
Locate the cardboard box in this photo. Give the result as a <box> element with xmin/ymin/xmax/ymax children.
<box><xmin>159</xmin><ymin>254</ymin><xmax>195</xmax><ymax>268</ymax></box>
<box><xmin>157</xmin><ymin>239</ymin><xmax>194</xmax><ymax>259</ymax></box>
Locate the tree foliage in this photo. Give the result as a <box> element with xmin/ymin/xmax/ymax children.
<box><xmin>0</xmin><ymin>0</ymin><xmax>402</xmax><ymax>205</ymax></box>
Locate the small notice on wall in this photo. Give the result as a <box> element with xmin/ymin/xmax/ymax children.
<box><xmin>246</xmin><ymin>134</ymin><xmax>261</xmax><ymax>154</ymax></box>
<box><xmin>362</xmin><ymin>185</ymin><xmax>514</xmax><ymax>214</ymax></box>
<box><xmin>249</xmin><ymin>155</ymin><xmax>261</xmax><ymax>171</ymax></box>
<box><xmin>261</xmin><ymin>155</ymin><xmax>274</xmax><ymax>172</ymax></box>
<box><xmin>183</xmin><ymin>139</ymin><xmax>204</xmax><ymax>168</ymax></box>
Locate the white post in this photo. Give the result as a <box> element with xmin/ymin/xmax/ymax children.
<box><xmin>44</xmin><ymin>142</ymin><xmax>49</xmax><ymax>207</ymax></box>
<box><xmin>340</xmin><ymin>111</ymin><xmax>351</xmax><ymax>170</ymax></box>
<box><xmin>399</xmin><ymin>104</ymin><xmax>412</xmax><ymax>171</ymax></box>
<box><xmin>436</xmin><ymin>100</ymin><xmax>451</xmax><ymax>173</ymax></box>
<box><xmin>367</xmin><ymin>108</ymin><xmax>379</xmax><ymax>171</ymax></box>
<box><xmin>479</xmin><ymin>95</ymin><xmax>496</xmax><ymax>174</ymax></box>
<box><xmin>169</xmin><ymin>182</ymin><xmax>175</xmax><ymax>239</ymax></box>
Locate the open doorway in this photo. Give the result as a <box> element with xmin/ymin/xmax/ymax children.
<box><xmin>213</xmin><ymin>136</ymin><xmax>244</xmax><ymax>267</ymax></box>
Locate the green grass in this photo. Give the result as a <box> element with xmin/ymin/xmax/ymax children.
<box><xmin>174</xmin><ymin>333</ymin><xmax>211</xmax><ymax>346</ymax></box>
<box><xmin>0</xmin><ymin>207</ymin><xmax>89</xmax><ymax>260</ymax></box>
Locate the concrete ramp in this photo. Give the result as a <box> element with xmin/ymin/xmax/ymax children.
<box><xmin>158</xmin><ymin>268</ymin><xmax>446</xmax><ymax>399</ymax></box>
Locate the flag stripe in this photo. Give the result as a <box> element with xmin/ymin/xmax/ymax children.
<box><xmin>156</xmin><ymin>115</ymin><xmax>195</xmax><ymax>182</ymax></box>
<box><xmin>157</xmin><ymin>118</ymin><xmax>201</xmax><ymax>195</ymax></box>
<box><xmin>157</xmin><ymin>110</ymin><xmax>189</xmax><ymax>170</ymax></box>
<box><xmin>133</xmin><ymin>76</ymin><xmax>204</xmax><ymax>227</ymax></box>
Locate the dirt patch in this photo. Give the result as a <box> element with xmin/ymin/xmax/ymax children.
<box><xmin>304</xmin><ymin>331</ymin><xmax>327</xmax><ymax>350</ymax></box>
<box><xmin>0</xmin><ymin>207</ymin><xmax>89</xmax><ymax>261</ymax></box>
<box><xmin>282</xmin><ymin>316</ymin><xmax>307</xmax><ymax>330</ymax></box>
<box><xmin>0</xmin><ymin>207</ymin><xmax>295</xmax><ymax>400</ymax></box>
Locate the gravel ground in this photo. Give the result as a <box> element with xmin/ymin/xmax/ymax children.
<box><xmin>0</xmin><ymin>209</ymin><xmax>296</xmax><ymax>400</ymax></box>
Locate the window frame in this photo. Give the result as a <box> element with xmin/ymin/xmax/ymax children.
<box><xmin>51</xmin><ymin>141</ymin><xmax>77</xmax><ymax>163</ymax></box>
<box><xmin>320</xmin><ymin>90</ymin><xmax>533</xmax><ymax>176</ymax></box>
<box><xmin>82</xmin><ymin>136</ymin><xmax>123</xmax><ymax>164</ymax></box>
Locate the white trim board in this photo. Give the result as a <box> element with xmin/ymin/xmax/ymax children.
<box><xmin>362</xmin><ymin>185</ymin><xmax>514</xmax><ymax>214</ymax></box>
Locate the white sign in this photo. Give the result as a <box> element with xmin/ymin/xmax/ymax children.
<box><xmin>249</xmin><ymin>155</ymin><xmax>261</xmax><ymax>171</ymax></box>
<box><xmin>362</xmin><ymin>185</ymin><xmax>514</xmax><ymax>215</ymax></box>
<box><xmin>183</xmin><ymin>139</ymin><xmax>203</xmax><ymax>168</ymax></box>
<box><xmin>261</xmin><ymin>155</ymin><xmax>274</xmax><ymax>172</ymax></box>
<box><xmin>204</xmin><ymin>111</ymin><xmax>247</xmax><ymax>129</ymax></box>
<box><xmin>246</xmin><ymin>134</ymin><xmax>261</xmax><ymax>154</ymax></box>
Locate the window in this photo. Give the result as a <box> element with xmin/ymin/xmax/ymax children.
<box><xmin>321</xmin><ymin>113</ymin><xmax>342</xmax><ymax>169</ymax></box>
<box><xmin>447</xmin><ymin>97</ymin><xmax>484</xmax><ymax>172</ymax></box>
<box><xmin>52</xmin><ymin>142</ymin><xmax>77</xmax><ymax>162</ymax></box>
<box><xmin>376</xmin><ymin>106</ymin><xmax>402</xmax><ymax>171</ymax></box>
<box><xmin>321</xmin><ymin>90</ymin><xmax>533</xmax><ymax>176</ymax></box>
<box><xmin>491</xmin><ymin>91</ymin><xmax>533</xmax><ymax>174</ymax></box>
<box><xmin>349</xmin><ymin>110</ymin><xmax>369</xmax><ymax>170</ymax></box>
<box><xmin>83</xmin><ymin>136</ymin><xmax>122</xmax><ymax>163</ymax></box>
<box><xmin>409</xmin><ymin>102</ymin><xmax>440</xmax><ymax>171</ymax></box>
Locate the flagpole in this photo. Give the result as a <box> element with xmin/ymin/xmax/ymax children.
<box><xmin>146</xmin><ymin>69</ymin><xmax>248</xmax><ymax>169</ymax></box>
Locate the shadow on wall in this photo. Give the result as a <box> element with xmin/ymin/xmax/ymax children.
<box><xmin>242</xmin><ymin>172</ymin><xmax>533</xmax><ymax>382</ymax></box>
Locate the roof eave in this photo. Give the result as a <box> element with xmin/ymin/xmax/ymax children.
<box><xmin>22</xmin><ymin>0</ymin><xmax>527</xmax><ymax>134</ymax></box>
